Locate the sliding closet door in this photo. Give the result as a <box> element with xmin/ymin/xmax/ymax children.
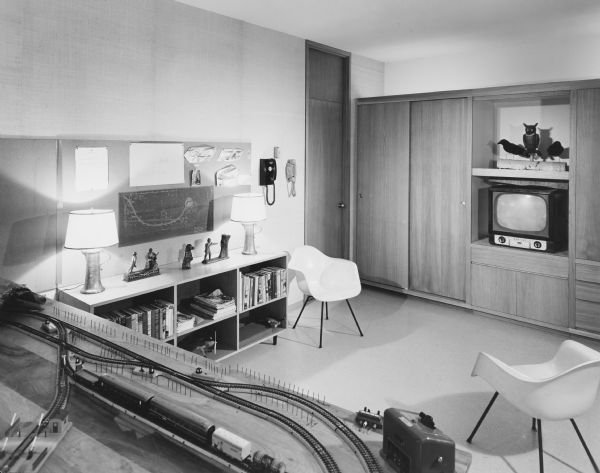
<box><xmin>409</xmin><ymin>98</ymin><xmax>469</xmax><ymax>300</ymax></box>
<box><xmin>356</xmin><ymin>101</ymin><xmax>409</xmax><ymax>288</ymax></box>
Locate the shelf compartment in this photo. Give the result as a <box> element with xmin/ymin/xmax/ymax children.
<box><xmin>176</xmin><ymin>316</ymin><xmax>238</xmax><ymax>361</ymax></box>
<box><xmin>239</xmin><ymin>324</ymin><xmax>285</xmax><ymax>351</ymax></box>
<box><xmin>472</xmin><ymin>168</ymin><xmax>569</xmax><ymax>180</ymax></box>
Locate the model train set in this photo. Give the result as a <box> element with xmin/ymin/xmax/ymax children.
<box><xmin>0</xmin><ymin>286</ymin><xmax>463</xmax><ymax>473</ymax></box>
<box><xmin>75</xmin><ymin>371</ymin><xmax>287</xmax><ymax>472</ymax></box>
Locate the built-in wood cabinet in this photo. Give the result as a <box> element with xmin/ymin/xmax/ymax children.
<box><xmin>356</xmin><ymin>101</ymin><xmax>409</xmax><ymax>288</ymax></box>
<box><xmin>356</xmin><ymin>79</ymin><xmax>600</xmax><ymax>340</ymax></box>
<box><xmin>409</xmin><ymin>98</ymin><xmax>469</xmax><ymax>301</ymax></box>
<box><xmin>573</xmin><ymin>88</ymin><xmax>600</xmax><ymax>333</ymax></box>
<box><xmin>470</xmin><ymin>241</ymin><xmax>569</xmax><ymax>327</ymax></box>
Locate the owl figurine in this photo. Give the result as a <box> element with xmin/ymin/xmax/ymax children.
<box><xmin>523</xmin><ymin>123</ymin><xmax>540</xmax><ymax>161</ymax></box>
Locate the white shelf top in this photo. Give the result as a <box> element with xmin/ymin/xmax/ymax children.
<box><xmin>59</xmin><ymin>250</ymin><xmax>287</xmax><ymax>307</ymax></box>
<box><xmin>472</xmin><ymin>168</ymin><xmax>569</xmax><ymax>181</ymax></box>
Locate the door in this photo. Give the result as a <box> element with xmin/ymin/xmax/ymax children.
<box><xmin>409</xmin><ymin>98</ymin><xmax>469</xmax><ymax>300</ymax></box>
<box><xmin>356</xmin><ymin>101</ymin><xmax>410</xmax><ymax>288</ymax></box>
<box><xmin>305</xmin><ymin>42</ymin><xmax>350</xmax><ymax>258</ymax></box>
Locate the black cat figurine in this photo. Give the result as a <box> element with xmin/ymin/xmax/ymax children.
<box><xmin>523</xmin><ymin>123</ymin><xmax>541</xmax><ymax>160</ymax></box>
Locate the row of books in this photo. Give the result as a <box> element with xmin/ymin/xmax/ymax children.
<box><xmin>187</xmin><ymin>288</ymin><xmax>236</xmax><ymax>320</ymax></box>
<box><xmin>240</xmin><ymin>266</ymin><xmax>287</xmax><ymax>310</ymax></box>
<box><xmin>100</xmin><ymin>299</ymin><xmax>174</xmax><ymax>340</ymax></box>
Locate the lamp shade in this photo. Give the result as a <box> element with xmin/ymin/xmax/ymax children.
<box><xmin>64</xmin><ymin>209</ymin><xmax>119</xmax><ymax>249</ymax></box>
<box><xmin>230</xmin><ymin>193</ymin><xmax>266</xmax><ymax>223</ymax></box>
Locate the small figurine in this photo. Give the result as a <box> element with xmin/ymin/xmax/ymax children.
<box><xmin>547</xmin><ymin>140</ymin><xmax>565</xmax><ymax>159</ymax></box>
<box><xmin>145</xmin><ymin>248</ymin><xmax>159</xmax><ymax>270</ymax></box>
<box><xmin>497</xmin><ymin>139</ymin><xmax>529</xmax><ymax>158</ymax></box>
<box><xmin>202</xmin><ymin>238</ymin><xmax>218</xmax><ymax>263</ymax></box>
<box><xmin>128</xmin><ymin>251</ymin><xmax>137</xmax><ymax>274</ymax></box>
<box><xmin>192</xmin><ymin>335</ymin><xmax>216</xmax><ymax>357</ymax></box>
<box><xmin>182</xmin><ymin>244</ymin><xmax>194</xmax><ymax>269</ymax></box>
<box><xmin>218</xmin><ymin>234</ymin><xmax>230</xmax><ymax>259</ymax></box>
<box><xmin>523</xmin><ymin>123</ymin><xmax>541</xmax><ymax>161</ymax></box>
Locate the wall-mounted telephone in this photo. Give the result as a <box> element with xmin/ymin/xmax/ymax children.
<box><xmin>260</xmin><ymin>158</ymin><xmax>277</xmax><ymax>205</ymax></box>
<box><xmin>285</xmin><ymin>159</ymin><xmax>296</xmax><ymax>197</ymax></box>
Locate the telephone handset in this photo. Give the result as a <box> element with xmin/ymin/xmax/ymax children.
<box><xmin>259</xmin><ymin>158</ymin><xmax>277</xmax><ymax>205</ymax></box>
<box><xmin>285</xmin><ymin>159</ymin><xmax>296</xmax><ymax>197</ymax></box>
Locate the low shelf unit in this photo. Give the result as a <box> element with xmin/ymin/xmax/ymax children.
<box><xmin>57</xmin><ymin>250</ymin><xmax>288</xmax><ymax>361</ymax></box>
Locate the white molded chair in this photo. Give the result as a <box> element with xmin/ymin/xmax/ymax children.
<box><xmin>467</xmin><ymin>340</ymin><xmax>600</xmax><ymax>473</ymax></box>
<box><xmin>288</xmin><ymin>246</ymin><xmax>363</xmax><ymax>348</ymax></box>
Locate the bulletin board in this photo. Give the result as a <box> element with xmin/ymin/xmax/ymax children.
<box><xmin>58</xmin><ymin>139</ymin><xmax>251</xmax><ymax>247</ymax></box>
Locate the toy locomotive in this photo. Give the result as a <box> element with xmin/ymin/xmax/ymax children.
<box><xmin>382</xmin><ymin>408</ymin><xmax>455</xmax><ymax>473</ymax></box>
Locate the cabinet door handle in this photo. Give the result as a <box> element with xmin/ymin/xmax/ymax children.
<box><xmin>359</xmin><ymin>193</ymin><xmax>364</xmax><ymax>198</ymax></box>
<box><xmin>461</xmin><ymin>201</ymin><xmax>466</xmax><ymax>206</ymax></box>
<box><xmin>337</xmin><ymin>201</ymin><xmax>346</xmax><ymax>208</ymax></box>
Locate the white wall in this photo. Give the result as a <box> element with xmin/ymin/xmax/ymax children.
<box><xmin>0</xmin><ymin>0</ymin><xmax>306</xmax><ymax>294</ymax></box>
<box><xmin>384</xmin><ymin>35</ymin><xmax>600</xmax><ymax>95</ymax></box>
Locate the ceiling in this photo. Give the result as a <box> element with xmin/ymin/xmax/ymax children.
<box><xmin>174</xmin><ymin>0</ymin><xmax>600</xmax><ymax>63</ymax></box>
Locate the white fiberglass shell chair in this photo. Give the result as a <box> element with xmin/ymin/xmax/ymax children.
<box><xmin>288</xmin><ymin>246</ymin><xmax>363</xmax><ymax>348</ymax></box>
<box><xmin>467</xmin><ymin>340</ymin><xmax>600</xmax><ymax>473</ymax></box>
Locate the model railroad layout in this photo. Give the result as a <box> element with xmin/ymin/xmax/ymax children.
<box><xmin>1</xmin><ymin>308</ymin><xmax>384</xmax><ymax>473</ymax></box>
<box><xmin>0</xmin><ymin>320</ymin><xmax>71</xmax><ymax>473</ymax></box>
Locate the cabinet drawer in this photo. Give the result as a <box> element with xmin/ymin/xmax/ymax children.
<box><xmin>576</xmin><ymin>261</ymin><xmax>600</xmax><ymax>284</ymax></box>
<box><xmin>576</xmin><ymin>280</ymin><xmax>600</xmax><ymax>303</ymax></box>
<box><xmin>576</xmin><ymin>299</ymin><xmax>600</xmax><ymax>333</ymax></box>
<box><xmin>516</xmin><ymin>272</ymin><xmax>568</xmax><ymax>327</ymax></box>
<box><xmin>471</xmin><ymin>243</ymin><xmax>568</xmax><ymax>277</ymax></box>
<box><xmin>471</xmin><ymin>264</ymin><xmax>516</xmax><ymax>315</ymax></box>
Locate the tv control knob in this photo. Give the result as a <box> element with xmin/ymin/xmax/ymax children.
<box><xmin>498</xmin><ymin>236</ymin><xmax>506</xmax><ymax>244</ymax></box>
<box><xmin>534</xmin><ymin>241</ymin><xmax>542</xmax><ymax>249</ymax></box>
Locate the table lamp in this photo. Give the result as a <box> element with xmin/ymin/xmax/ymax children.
<box><xmin>230</xmin><ymin>193</ymin><xmax>266</xmax><ymax>255</ymax></box>
<box><xmin>64</xmin><ymin>209</ymin><xmax>119</xmax><ymax>294</ymax></box>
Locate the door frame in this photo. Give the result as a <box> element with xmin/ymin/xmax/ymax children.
<box><xmin>305</xmin><ymin>40</ymin><xmax>351</xmax><ymax>258</ymax></box>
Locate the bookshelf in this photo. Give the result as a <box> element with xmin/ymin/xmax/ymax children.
<box><xmin>57</xmin><ymin>250</ymin><xmax>288</xmax><ymax>361</ymax></box>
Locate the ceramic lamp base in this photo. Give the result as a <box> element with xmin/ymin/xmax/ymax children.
<box><xmin>241</xmin><ymin>223</ymin><xmax>257</xmax><ymax>255</ymax></box>
<box><xmin>81</xmin><ymin>249</ymin><xmax>105</xmax><ymax>294</ymax></box>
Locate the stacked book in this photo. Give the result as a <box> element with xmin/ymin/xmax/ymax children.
<box><xmin>176</xmin><ymin>312</ymin><xmax>196</xmax><ymax>333</ymax></box>
<box><xmin>240</xmin><ymin>266</ymin><xmax>287</xmax><ymax>311</ymax></box>
<box><xmin>188</xmin><ymin>289</ymin><xmax>236</xmax><ymax>320</ymax></box>
<box><xmin>100</xmin><ymin>298</ymin><xmax>174</xmax><ymax>340</ymax></box>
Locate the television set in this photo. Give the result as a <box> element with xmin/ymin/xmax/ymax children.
<box><xmin>488</xmin><ymin>185</ymin><xmax>568</xmax><ymax>253</ymax></box>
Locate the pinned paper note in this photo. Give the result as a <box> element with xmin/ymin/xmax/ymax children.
<box><xmin>75</xmin><ymin>147</ymin><xmax>108</xmax><ymax>191</ymax></box>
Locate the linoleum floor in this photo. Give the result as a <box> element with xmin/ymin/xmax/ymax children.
<box><xmin>229</xmin><ymin>287</ymin><xmax>600</xmax><ymax>473</ymax></box>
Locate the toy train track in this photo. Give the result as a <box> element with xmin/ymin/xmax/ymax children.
<box><xmin>6</xmin><ymin>313</ymin><xmax>383</xmax><ymax>473</ymax></box>
<box><xmin>0</xmin><ymin>321</ymin><xmax>71</xmax><ymax>473</ymax></box>
<box><xmin>203</xmin><ymin>381</ymin><xmax>383</xmax><ymax>473</ymax></box>
<box><xmin>3</xmin><ymin>318</ymin><xmax>341</xmax><ymax>473</ymax></box>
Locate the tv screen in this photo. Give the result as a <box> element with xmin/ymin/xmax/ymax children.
<box><xmin>495</xmin><ymin>193</ymin><xmax>547</xmax><ymax>232</ymax></box>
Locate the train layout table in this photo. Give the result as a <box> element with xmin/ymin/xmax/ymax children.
<box><xmin>0</xmin><ymin>298</ymin><xmax>471</xmax><ymax>473</ymax></box>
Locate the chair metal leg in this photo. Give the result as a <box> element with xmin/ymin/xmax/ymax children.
<box><xmin>319</xmin><ymin>302</ymin><xmax>324</xmax><ymax>349</ymax></box>
<box><xmin>532</xmin><ymin>417</ymin><xmax>537</xmax><ymax>431</ymax></box>
<box><xmin>325</xmin><ymin>301</ymin><xmax>329</xmax><ymax>320</ymax></box>
<box><xmin>537</xmin><ymin>419</ymin><xmax>544</xmax><ymax>473</ymax></box>
<box><xmin>292</xmin><ymin>295</ymin><xmax>312</xmax><ymax>329</ymax></box>
<box><xmin>571</xmin><ymin>419</ymin><xmax>600</xmax><ymax>473</ymax></box>
<box><xmin>467</xmin><ymin>391</ymin><xmax>498</xmax><ymax>443</ymax></box>
<box><xmin>345</xmin><ymin>299</ymin><xmax>364</xmax><ymax>336</ymax></box>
